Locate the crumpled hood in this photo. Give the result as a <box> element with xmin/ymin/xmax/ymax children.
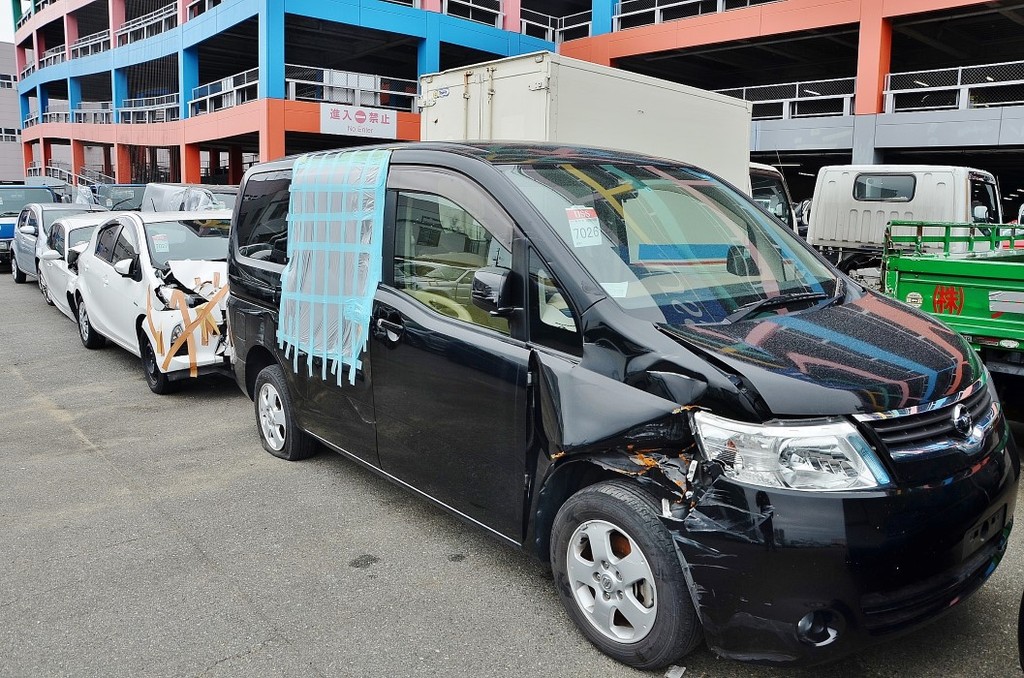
<box><xmin>663</xmin><ymin>290</ymin><xmax>979</xmax><ymax>416</ymax></box>
<box><xmin>167</xmin><ymin>260</ymin><xmax>228</xmax><ymax>300</ymax></box>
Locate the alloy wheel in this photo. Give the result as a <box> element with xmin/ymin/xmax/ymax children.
<box><xmin>258</xmin><ymin>382</ymin><xmax>287</xmax><ymax>451</ymax></box>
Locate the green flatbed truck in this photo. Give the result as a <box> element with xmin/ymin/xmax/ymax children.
<box><xmin>884</xmin><ymin>220</ymin><xmax>1024</xmax><ymax>377</ymax></box>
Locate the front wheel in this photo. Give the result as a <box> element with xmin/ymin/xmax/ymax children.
<box><xmin>37</xmin><ymin>262</ymin><xmax>54</xmax><ymax>305</ymax></box>
<box><xmin>551</xmin><ymin>480</ymin><xmax>702</xmax><ymax>669</ymax></box>
<box><xmin>253</xmin><ymin>364</ymin><xmax>317</xmax><ymax>461</ymax></box>
<box><xmin>77</xmin><ymin>297</ymin><xmax>106</xmax><ymax>349</ymax></box>
<box><xmin>141</xmin><ymin>332</ymin><xmax>177</xmax><ymax>395</ymax></box>
<box><xmin>11</xmin><ymin>257</ymin><xmax>25</xmax><ymax>283</ymax></box>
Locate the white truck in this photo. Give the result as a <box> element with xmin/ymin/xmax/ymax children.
<box><xmin>807</xmin><ymin>164</ymin><xmax>1003</xmax><ymax>282</ymax></box>
<box><xmin>418</xmin><ymin>51</ymin><xmax>753</xmax><ymax>193</ymax></box>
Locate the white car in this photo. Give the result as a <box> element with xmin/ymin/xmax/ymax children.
<box><xmin>37</xmin><ymin>213</ymin><xmax>109</xmax><ymax>319</ymax></box>
<box><xmin>75</xmin><ymin>210</ymin><xmax>233</xmax><ymax>394</ymax></box>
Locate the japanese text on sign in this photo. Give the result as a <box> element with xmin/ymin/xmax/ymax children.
<box><xmin>321</xmin><ymin>104</ymin><xmax>398</xmax><ymax>139</ymax></box>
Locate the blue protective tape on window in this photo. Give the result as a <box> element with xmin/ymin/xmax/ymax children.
<box><xmin>277</xmin><ymin>148</ymin><xmax>391</xmax><ymax>385</ymax></box>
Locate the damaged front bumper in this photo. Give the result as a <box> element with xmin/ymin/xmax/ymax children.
<box><xmin>666</xmin><ymin>429</ymin><xmax>1018</xmax><ymax>665</ymax></box>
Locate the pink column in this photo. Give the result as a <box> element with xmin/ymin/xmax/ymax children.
<box><xmin>65</xmin><ymin>13</ymin><xmax>79</xmax><ymax>47</ymax></box>
<box><xmin>110</xmin><ymin>0</ymin><xmax>125</xmax><ymax>41</ymax></box>
<box><xmin>422</xmin><ymin>0</ymin><xmax>441</xmax><ymax>12</ymax></box>
<box><xmin>501</xmin><ymin>0</ymin><xmax>519</xmax><ymax>32</ymax></box>
<box><xmin>178</xmin><ymin>0</ymin><xmax>189</xmax><ymax>26</ymax></box>
<box><xmin>71</xmin><ymin>139</ymin><xmax>86</xmax><ymax>179</ymax></box>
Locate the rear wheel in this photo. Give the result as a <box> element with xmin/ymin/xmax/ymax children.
<box><xmin>254</xmin><ymin>364</ymin><xmax>317</xmax><ymax>461</ymax></box>
<box><xmin>551</xmin><ymin>480</ymin><xmax>702</xmax><ymax>669</ymax></box>
<box><xmin>141</xmin><ymin>331</ymin><xmax>177</xmax><ymax>395</ymax></box>
<box><xmin>11</xmin><ymin>257</ymin><xmax>25</xmax><ymax>283</ymax></box>
<box><xmin>77</xmin><ymin>297</ymin><xmax>106</xmax><ymax>349</ymax></box>
<box><xmin>37</xmin><ymin>262</ymin><xmax>53</xmax><ymax>305</ymax></box>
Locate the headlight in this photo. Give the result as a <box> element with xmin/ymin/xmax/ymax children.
<box><xmin>170</xmin><ymin>323</ymin><xmax>184</xmax><ymax>346</ymax></box>
<box><xmin>691</xmin><ymin>411</ymin><xmax>891</xmax><ymax>491</ymax></box>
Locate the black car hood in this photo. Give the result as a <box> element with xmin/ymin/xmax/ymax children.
<box><xmin>662</xmin><ymin>290</ymin><xmax>979</xmax><ymax>416</ymax></box>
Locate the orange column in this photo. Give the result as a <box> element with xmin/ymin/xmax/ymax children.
<box><xmin>228</xmin><ymin>146</ymin><xmax>243</xmax><ymax>184</ymax></box>
<box><xmin>855</xmin><ymin>0</ymin><xmax>892</xmax><ymax>115</ymax></box>
<box><xmin>42</xmin><ymin>139</ymin><xmax>53</xmax><ymax>168</ymax></box>
<box><xmin>23</xmin><ymin>143</ymin><xmax>34</xmax><ymax>176</ymax></box>
<box><xmin>181</xmin><ymin>144</ymin><xmax>202</xmax><ymax>183</ymax></box>
<box><xmin>114</xmin><ymin>143</ymin><xmax>131</xmax><ymax>183</ymax></box>
<box><xmin>71</xmin><ymin>140</ymin><xmax>86</xmax><ymax>180</ymax></box>
<box><xmin>260</xmin><ymin>101</ymin><xmax>286</xmax><ymax>162</ymax></box>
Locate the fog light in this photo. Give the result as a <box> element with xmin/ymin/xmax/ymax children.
<box><xmin>796</xmin><ymin>609</ymin><xmax>843</xmax><ymax>647</ymax></box>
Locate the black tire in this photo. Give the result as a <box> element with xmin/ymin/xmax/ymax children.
<box><xmin>11</xmin><ymin>257</ymin><xmax>26</xmax><ymax>283</ymax></box>
<box><xmin>77</xmin><ymin>297</ymin><xmax>106</xmax><ymax>349</ymax></box>
<box><xmin>551</xmin><ymin>480</ymin><xmax>702</xmax><ymax>670</ymax></box>
<box><xmin>37</xmin><ymin>262</ymin><xmax>54</xmax><ymax>305</ymax></box>
<box><xmin>253</xmin><ymin>364</ymin><xmax>317</xmax><ymax>461</ymax></box>
<box><xmin>140</xmin><ymin>331</ymin><xmax>178</xmax><ymax>395</ymax></box>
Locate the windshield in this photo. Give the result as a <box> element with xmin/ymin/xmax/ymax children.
<box><xmin>0</xmin><ymin>188</ymin><xmax>55</xmax><ymax>217</ymax></box>
<box><xmin>501</xmin><ymin>162</ymin><xmax>838</xmax><ymax>327</ymax></box>
<box><xmin>210</xmin><ymin>191</ymin><xmax>237</xmax><ymax>210</ymax></box>
<box><xmin>97</xmin><ymin>186</ymin><xmax>144</xmax><ymax>211</ymax></box>
<box><xmin>43</xmin><ymin>208</ymin><xmax>95</xmax><ymax>234</ymax></box>
<box><xmin>144</xmin><ymin>218</ymin><xmax>230</xmax><ymax>268</ymax></box>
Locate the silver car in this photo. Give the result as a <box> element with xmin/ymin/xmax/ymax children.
<box><xmin>11</xmin><ymin>203</ymin><xmax>108</xmax><ymax>299</ymax></box>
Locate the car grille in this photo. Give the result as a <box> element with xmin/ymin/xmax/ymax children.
<box><xmin>858</xmin><ymin>383</ymin><xmax>993</xmax><ymax>456</ymax></box>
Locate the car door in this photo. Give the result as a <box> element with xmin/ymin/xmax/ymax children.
<box><xmin>80</xmin><ymin>220</ymin><xmax>125</xmax><ymax>339</ymax></box>
<box><xmin>43</xmin><ymin>222</ymin><xmax>71</xmax><ymax>317</ymax></box>
<box><xmin>102</xmin><ymin>218</ymin><xmax>144</xmax><ymax>352</ymax></box>
<box><xmin>368</xmin><ymin>166</ymin><xmax>530</xmax><ymax>541</ymax></box>
<box><xmin>14</xmin><ymin>208</ymin><xmax>36</xmax><ymax>272</ymax></box>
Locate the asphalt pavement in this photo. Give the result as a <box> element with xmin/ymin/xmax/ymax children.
<box><xmin>3</xmin><ymin>276</ymin><xmax>1024</xmax><ymax>677</ymax></box>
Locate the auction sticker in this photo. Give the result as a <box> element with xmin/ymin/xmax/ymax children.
<box><xmin>152</xmin><ymin>234</ymin><xmax>170</xmax><ymax>253</ymax></box>
<box><xmin>566</xmin><ymin>206</ymin><xmax>602</xmax><ymax>248</ymax></box>
<box><xmin>905</xmin><ymin>292</ymin><xmax>923</xmax><ymax>308</ymax></box>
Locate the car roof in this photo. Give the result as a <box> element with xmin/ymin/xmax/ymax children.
<box><xmin>53</xmin><ymin>212</ymin><xmax>120</xmax><ymax>228</ymax></box>
<box><xmin>31</xmin><ymin>202</ymin><xmax>107</xmax><ymax>212</ymax></box>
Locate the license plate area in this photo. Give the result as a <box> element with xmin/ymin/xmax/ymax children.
<box><xmin>962</xmin><ymin>504</ymin><xmax>1007</xmax><ymax>560</ymax></box>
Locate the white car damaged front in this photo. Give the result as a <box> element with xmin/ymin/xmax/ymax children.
<box><xmin>144</xmin><ymin>259</ymin><xmax>231</xmax><ymax>391</ymax></box>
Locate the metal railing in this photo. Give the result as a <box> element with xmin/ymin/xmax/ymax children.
<box><xmin>716</xmin><ymin>76</ymin><xmax>856</xmax><ymax>120</ymax></box>
<box><xmin>15</xmin><ymin>9</ymin><xmax>32</xmax><ymax>30</ymax></box>
<box><xmin>39</xmin><ymin>44</ymin><xmax>66</xmax><ymax>69</ymax></box>
<box><xmin>443</xmin><ymin>0</ymin><xmax>502</xmax><ymax>28</ymax></box>
<box><xmin>119</xmin><ymin>93</ymin><xmax>180</xmax><ymax>123</ymax></box>
<box><xmin>26</xmin><ymin>161</ymin><xmax>42</xmax><ymax>177</ymax></box>
<box><xmin>20</xmin><ymin>63</ymin><xmax>36</xmax><ymax>79</ymax></box>
<box><xmin>42</xmin><ymin>108</ymin><xmax>71</xmax><ymax>124</ymax></box>
<box><xmin>116</xmin><ymin>3</ymin><xmax>177</xmax><ymax>46</ymax></box>
<box><xmin>381</xmin><ymin>0</ymin><xmax>419</xmax><ymax>5</ymax></box>
<box><xmin>285</xmin><ymin>65</ymin><xmax>418</xmax><ymax>111</ymax></box>
<box><xmin>37</xmin><ymin>0</ymin><xmax>57</xmax><ymax>10</ymax></box>
<box><xmin>520</xmin><ymin>8</ymin><xmax>591</xmax><ymax>43</ymax></box>
<box><xmin>186</xmin><ymin>0</ymin><xmax>222</xmax><ymax>20</ymax></box>
<box><xmin>885</xmin><ymin>60</ymin><xmax>1024</xmax><ymax>113</ymax></box>
<box><xmin>74</xmin><ymin>102</ymin><xmax>114</xmax><ymax>124</ymax></box>
<box><xmin>614</xmin><ymin>0</ymin><xmax>779</xmax><ymax>30</ymax></box>
<box><xmin>79</xmin><ymin>168</ymin><xmax>116</xmax><ymax>185</ymax></box>
<box><xmin>23</xmin><ymin>111</ymin><xmax>40</xmax><ymax>127</ymax></box>
<box><xmin>70</xmin><ymin>30</ymin><xmax>111</xmax><ymax>59</ymax></box>
<box><xmin>46</xmin><ymin>164</ymin><xmax>76</xmax><ymax>184</ymax></box>
<box><xmin>190</xmin><ymin>68</ymin><xmax>258</xmax><ymax>116</ymax></box>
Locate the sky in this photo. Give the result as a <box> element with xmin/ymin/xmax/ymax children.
<box><xmin>2</xmin><ymin>2</ymin><xmax>13</xmax><ymax>45</ymax></box>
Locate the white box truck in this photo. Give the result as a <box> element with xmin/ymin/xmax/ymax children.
<box><xmin>418</xmin><ymin>51</ymin><xmax>753</xmax><ymax>193</ymax></box>
<box><xmin>807</xmin><ymin>164</ymin><xmax>1003</xmax><ymax>283</ymax></box>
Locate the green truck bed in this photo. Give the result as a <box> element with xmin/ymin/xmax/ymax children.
<box><xmin>884</xmin><ymin>220</ymin><xmax>1024</xmax><ymax>375</ymax></box>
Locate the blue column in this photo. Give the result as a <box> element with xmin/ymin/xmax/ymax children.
<box><xmin>37</xmin><ymin>84</ymin><xmax>48</xmax><ymax>116</ymax></box>
<box><xmin>68</xmin><ymin>76</ymin><xmax>82</xmax><ymax>115</ymax></box>
<box><xmin>258</xmin><ymin>0</ymin><xmax>284</xmax><ymax>99</ymax></box>
<box><xmin>417</xmin><ymin>13</ymin><xmax>441</xmax><ymax>78</ymax></box>
<box><xmin>592</xmin><ymin>0</ymin><xmax>616</xmax><ymax>36</ymax></box>
<box><xmin>112</xmin><ymin>68</ymin><xmax>127</xmax><ymax>107</ymax></box>
<box><xmin>180</xmin><ymin>46</ymin><xmax>199</xmax><ymax>119</ymax></box>
<box><xmin>20</xmin><ymin>92</ymin><xmax>31</xmax><ymax>123</ymax></box>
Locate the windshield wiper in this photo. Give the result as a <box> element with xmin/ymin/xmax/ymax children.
<box><xmin>725</xmin><ymin>291</ymin><xmax>828</xmax><ymax>324</ymax></box>
<box><xmin>0</xmin><ymin>211</ymin><xmax>20</xmax><ymax>217</ymax></box>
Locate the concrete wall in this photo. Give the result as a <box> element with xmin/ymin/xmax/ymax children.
<box><xmin>0</xmin><ymin>43</ymin><xmax>22</xmax><ymax>182</ymax></box>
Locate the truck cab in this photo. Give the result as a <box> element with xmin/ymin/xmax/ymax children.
<box><xmin>749</xmin><ymin>162</ymin><xmax>799</xmax><ymax>235</ymax></box>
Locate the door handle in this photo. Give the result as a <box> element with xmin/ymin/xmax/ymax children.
<box><xmin>375</xmin><ymin>317</ymin><xmax>404</xmax><ymax>340</ymax></box>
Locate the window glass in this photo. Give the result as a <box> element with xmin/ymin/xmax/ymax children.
<box><xmin>394</xmin><ymin>190</ymin><xmax>511</xmax><ymax>334</ymax></box>
<box><xmin>235</xmin><ymin>170</ymin><xmax>291</xmax><ymax>265</ymax></box>
<box><xmin>49</xmin><ymin>223</ymin><xmax>65</xmax><ymax>254</ymax></box>
<box><xmin>94</xmin><ymin>224</ymin><xmax>120</xmax><ymax>263</ymax></box>
<box><xmin>853</xmin><ymin>174</ymin><xmax>916</xmax><ymax>201</ymax></box>
<box><xmin>112</xmin><ymin>222</ymin><xmax>139</xmax><ymax>263</ymax></box>
<box><xmin>970</xmin><ymin>178</ymin><xmax>999</xmax><ymax>223</ymax></box>
<box><xmin>529</xmin><ymin>249</ymin><xmax>581</xmax><ymax>356</ymax></box>
<box><xmin>750</xmin><ymin>173</ymin><xmax>792</xmax><ymax>228</ymax></box>
<box><xmin>144</xmin><ymin>218</ymin><xmax>230</xmax><ymax>269</ymax></box>
<box><xmin>0</xmin><ymin>188</ymin><xmax>55</xmax><ymax>217</ymax></box>
<box><xmin>43</xmin><ymin>208</ymin><xmax>93</xmax><ymax>235</ymax></box>
<box><xmin>68</xmin><ymin>226</ymin><xmax>97</xmax><ymax>250</ymax></box>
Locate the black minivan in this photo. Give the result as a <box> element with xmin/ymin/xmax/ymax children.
<box><xmin>227</xmin><ymin>142</ymin><xmax>1018</xmax><ymax>669</ymax></box>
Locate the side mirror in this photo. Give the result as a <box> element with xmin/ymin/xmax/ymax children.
<box><xmin>726</xmin><ymin>245</ymin><xmax>760</xmax><ymax>277</ymax></box>
<box><xmin>19</xmin><ymin>225</ymin><xmax>37</xmax><ymax>236</ymax></box>
<box><xmin>113</xmin><ymin>258</ymin><xmax>134</xmax><ymax>276</ymax></box>
<box><xmin>973</xmin><ymin>205</ymin><xmax>990</xmax><ymax>223</ymax></box>
<box><xmin>471</xmin><ymin>266</ymin><xmax>516</xmax><ymax>316</ymax></box>
<box><xmin>41</xmin><ymin>249</ymin><xmax>61</xmax><ymax>261</ymax></box>
<box><xmin>67</xmin><ymin>244</ymin><xmax>86</xmax><ymax>267</ymax></box>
